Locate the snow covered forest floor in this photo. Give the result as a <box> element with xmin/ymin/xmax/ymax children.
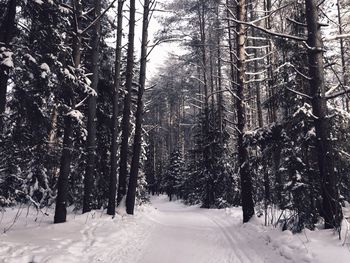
<box><xmin>0</xmin><ymin>196</ymin><xmax>349</xmax><ymax>263</ymax></box>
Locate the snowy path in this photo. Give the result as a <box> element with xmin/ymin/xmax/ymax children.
<box><xmin>139</xmin><ymin>196</ymin><xmax>290</xmax><ymax>263</ymax></box>
<box><xmin>1</xmin><ymin>196</ymin><xmax>349</xmax><ymax>262</ymax></box>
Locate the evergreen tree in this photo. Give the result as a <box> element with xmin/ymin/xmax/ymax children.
<box><xmin>162</xmin><ymin>150</ymin><xmax>185</xmax><ymax>201</ymax></box>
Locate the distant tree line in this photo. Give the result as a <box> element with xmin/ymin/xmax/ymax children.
<box><xmin>144</xmin><ymin>0</ymin><xmax>350</xmax><ymax>232</ymax></box>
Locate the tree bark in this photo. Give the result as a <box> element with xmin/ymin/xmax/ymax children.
<box><xmin>82</xmin><ymin>0</ymin><xmax>101</xmax><ymax>214</ymax></box>
<box><xmin>117</xmin><ymin>0</ymin><xmax>136</xmax><ymax>206</ymax></box>
<box><xmin>54</xmin><ymin>97</ymin><xmax>74</xmax><ymax>223</ymax></box>
<box><xmin>197</xmin><ymin>0</ymin><xmax>213</xmax><ymax>209</ymax></box>
<box><xmin>107</xmin><ymin>0</ymin><xmax>125</xmax><ymax>216</ymax></box>
<box><xmin>226</xmin><ymin>0</ymin><xmax>237</xmax><ymax>125</ymax></box>
<box><xmin>305</xmin><ymin>0</ymin><xmax>343</xmax><ymax>229</ymax></box>
<box><xmin>126</xmin><ymin>0</ymin><xmax>151</xmax><ymax>215</ymax></box>
<box><xmin>264</xmin><ymin>0</ymin><xmax>277</xmax><ymax>123</ymax></box>
<box><xmin>0</xmin><ymin>0</ymin><xmax>16</xmax><ymax>131</ymax></box>
<box><xmin>216</xmin><ymin>0</ymin><xmax>223</xmax><ymax>135</ymax></box>
<box><xmin>337</xmin><ymin>0</ymin><xmax>349</xmax><ymax>111</ymax></box>
<box><xmin>235</xmin><ymin>0</ymin><xmax>255</xmax><ymax>223</ymax></box>
<box><xmin>54</xmin><ymin>0</ymin><xmax>82</xmax><ymax>223</ymax></box>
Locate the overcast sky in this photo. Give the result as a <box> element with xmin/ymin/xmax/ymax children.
<box><xmin>105</xmin><ymin>1</ymin><xmax>181</xmax><ymax>80</ymax></box>
<box><xmin>134</xmin><ymin>0</ymin><xmax>181</xmax><ymax>79</ymax></box>
<box><xmin>137</xmin><ymin>0</ymin><xmax>178</xmax><ymax>79</ymax></box>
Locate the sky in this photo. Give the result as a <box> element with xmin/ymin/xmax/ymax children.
<box><xmin>137</xmin><ymin>1</ymin><xmax>178</xmax><ymax>79</ymax></box>
<box><xmin>105</xmin><ymin>0</ymin><xmax>182</xmax><ymax>80</ymax></box>
<box><xmin>134</xmin><ymin>0</ymin><xmax>183</xmax><ymax>79</ymax></box>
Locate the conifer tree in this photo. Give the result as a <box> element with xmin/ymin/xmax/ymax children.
<box><xmin>117</xmin><ymin>0</ymin><xmax>137</xmax><ymax>206</ymax></box>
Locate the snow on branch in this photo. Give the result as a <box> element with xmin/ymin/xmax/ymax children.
<box><xmin>244</xmin><ymin>77</ymin><xmax>267</xmax><ymax>84</ymax></box>
<box><xmin>246</xmin><ymin>52</ymin><xmax>274</xmax><ymax>63</ymax></box>
<box><xmin>323</xmin><ymin>34</ymin><xmax>350</xmax><ymax>41</ymax></box>
<box><xmin>286</xmin><ymin>87</ymin><xmax>312</xmax><ymax>99</ymax></box>
<box><xmin>225</xmin><ymin>4</ymin><xmax>307</xmax><ymax>42</ymax></box>
<box><xmin>286</xmin><ymin>18</ymin><xmax>307</xmax><ymax>27</ymax></box>
<box><xmin>274</xmin><ymin>62</ymin><xmax>312</xmax><ymax>80</ymax></box>
<box><xmin>81</xmin><ymin>0</ymin><xmax>119</xmax><ymax>35</ymax></box>
<box><xmin>293</xmin><ymin>103</ymin><xmax>318</xmax><ymax>119</ymax></box>
<box><xmin>67</xmin><ymin>109</ymin><xmax>84</xmax><ymax>125</ymax></box>
<box><xmin>326</xmin><ymin>88</ymin><xmax>350</xmax><ymax>100</ymax></box>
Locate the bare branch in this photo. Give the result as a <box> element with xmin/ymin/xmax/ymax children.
<box><xmin>81</xmin><ymin>0</ymin><xmax>119</xmax><ymax>35</ymax></box>
<box><xmin>225</xmin><ymin>3</ymin><xmax>307</xmax><ymax>41</ymax></box>
<box><xmin>286</xmin><ymin>87</ymin><xmax>312</xmax><ymax>99</ymax></box>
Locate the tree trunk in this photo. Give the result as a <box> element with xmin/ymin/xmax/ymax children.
<box><xmin>54</xmin><ymin>98</ymin><xmax>74</xmax><ymax>223</ymax></box>
<box><xmin>337</xmin><ymin>0</ymin><xmax>349</xmax><ymax>112</ymax></box>
<box><xmin>82</xmin><ymin>0</ymin><xmax>101</xmax><ymax>214</ymax></box>
<box><xmin>226</xmin><ymin>0</ymin><xmax>237</xmax><ymax>125</ymax></box>
<box><xmin>235</xmin><ymin>0</ymin><xmax>255</xmax><ymax>223</ymax></box>
<box><xmin>54</xmin><ymin>0</ymin><xmax>82</xmax><ymax>223</ymax></box>
<box><xmin>209</xmin><ymin>32</ymin><xmax>215</xmax><ymax>111</ymax></box>
<box><xmin>107</xmin><ymin>0</ymin><xmax>125</xmax><ymax>216</ymax></box>
<box><xmin>252</xmin><ymin>23</ymin><xmax>263</xmax><ymax>128</ymax></box>
<box><xmin>250</xmin><ymin>2</ymin><xmax>268</xmax><ymax>223</ymax></box>
<box><xmin>0</xmin><ymin>0</ymin><xmax>16</xmax><ymax>131</ymax></box>
<box><xmin>265</xmin><ymin>0</ymin><xmax>276</xmax><ymax>123</ymax></box>
<box><xmin>197</xmin><ymin>1</ymin><xmax>213</xmax><ymax>209</ymax></box>
<box><xmin>305</xmin><ymin>0</ymin><xmax>343</xmax><ymax>229</ymax></box>
<box><xmin>117</xmin><ymin>0</ymin><xmax>136</xmax><ymax>206</ymax></box>
<box><xmin>126</xmin><ymin>0</ymin><xmax>150</xmax><ymax>215</ymax></box>
<box><xmin>216</xmin><ymin>0</ymin><xmax>223</xmax><ymax>135</ymax></box>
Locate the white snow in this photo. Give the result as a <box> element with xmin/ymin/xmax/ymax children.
<box><xmin>40</xmin><ymin>63</ymin><xmax>51</xmax><ymax>79</ymax></box>
<box><xmin>59</xmin><ymin>5</ymin><xmax>71</xmax><ymax>13</ymax></box>
<box><xmin>139</xmin><ymin>197</ymin><xmax>290</xmax><ymax>263</ymax></box>
<box><xmin>67</xmin><ymin>110</ymin><xmax>84</xmax><ymax>125</ymax></box>
<box><xmin>0</xmin><ymin>206</ymin><xmax>154</xmax><ymax>263</ymax></box>
<box><xmin>1</xmin><ymin>51</ymin><xmax>14</xmax><ymax>68</ymax></box>
<box><xmin>24</xmin><ymin>54</ymin><xmax>37</xmax><ymax>64</ymax></box>
<box><xmin>0</xmin><ymin>196</ymin><xmax>349</xmax><ymax>263</ymax></box>
<box><xmin>34</xmin><ymin>0</ymin><xmax>44</xmax><ymax>5</ymax></box>
<box><xmin>63</xmin><ymin>68</ymin><xmax>75</xmax><ymax>81</ymax></box>
<box><xmin>40</xmin><ymin>63</ymin><xmax>51</xmax><ymax>72</ymax></box>
<box><xmin>1</xmin><ymin>57</ymin><xmax>14</xmax><ymax>68</ymax></box>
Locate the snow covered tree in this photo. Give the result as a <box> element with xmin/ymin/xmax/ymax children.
<box><xmin>162</xmin><ymin>150</ymin><xmax>185</xmax><ymax>201</ymax></box>
<box><xmin>0</xmin><ymin>0</ymin><xmax>16</xmax><ymax>131</ymax></box>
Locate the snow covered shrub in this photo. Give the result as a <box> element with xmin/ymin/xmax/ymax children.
<box><xmin>245</xmin><ymin>111</ymin><xmax>321</xmax><ymax>231</ymax></box>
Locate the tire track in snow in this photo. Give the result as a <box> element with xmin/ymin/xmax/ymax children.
<box><xmin>140</xmin><ymin>196</ymin><xmax>293</xmax><ymax>263</ymax></box>
<box><xmin>201</xmin><ymin>210</ymin><xmax>291</xmax><ymax>263</ymax></box>
<box><xmin>199</xmin><ymin>211</ymin><xmax>257</xmax><ymax>263</ymax></box>
<box><xmin>139</xmin><ymin>197</ymin><xmax>254</xmax><ymax>263</ymax></box>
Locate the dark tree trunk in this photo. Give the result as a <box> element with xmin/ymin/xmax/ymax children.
<box><xmin>273</xmin><ymin>145</ymin><xmax>282</xmax><ymax>204</ymax></box>
<box><xmin>117</xmin><ymin>0</ymin><xmax>136</xmax><ymax>206</ymax></box>
<box><xmin>336</xmin><ymin>0</ymin><xmax>349</xmax><ymax>111</ymax></box>
<box><xmin>198</xmin><ymin>3</ymin><xmax>209</xmax><ymax>121</ymax></box>
<box><xmin>197</xmin><ymin>1</ymin><xmax>213</xmax><ymax>209</ymax></box>
<box><xmin>107</xmin><ymin>0</ymin><xmax>125</xmax><ymax>216</ymax></box>
<box><xmin>126</xmin><ymin>0</ymin><xmax>150</xmax><ymax>215</ymax></box>
<box><xmin>264</xmin><ymin>0</ymin><xmax>277</xmax><ymax>124</ymax></box>
<box><xmin>253</xmin><ymin>34</ymin><xmax>263</xmax><ymax>128</ymax></box>
<box><xmin>305</xmin><ymin>0</ymin><xmax>343</xmax><ymax>229</ymax></box>
<box><xmin>54</xmin><ymin>97</ymin><xmax>74</xmax><ymax>223</ymax></box>
<box><xmin>82</xmin><ymin>0</ymin><xmax>101</xmax><ymax>214</ymax></box>
<box><xmin>0</xmin><ymin>0</ymin><xmax>16</xmax><ymax>131</ymax></box>
<box><xmin>226</xmin><ymin>0</ymin><xmax>237</xmax><ymax>124</ymax></box>
<box><xmin>250</xmin><ymin>4</ymin><xmax>269</xmax><ymax>223</ymax></box>
<box><xmin>54</xmin><ymin>0</ymin><xmax>82</xmax><ymax>223</ymax></box>
<box><xmin>209</xmin><ymin>32</ymin><xmax>215</xmax><ymax>110</ymax></box>
<box><xmin>235</xmin><ymin>0</ymin><xmax>255</xmax><ymax>223</ymax></box>
<box><xmin>216</xmin><ymin>0</ymin><xmax>223</xmax><ymax>135</ymax></box>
